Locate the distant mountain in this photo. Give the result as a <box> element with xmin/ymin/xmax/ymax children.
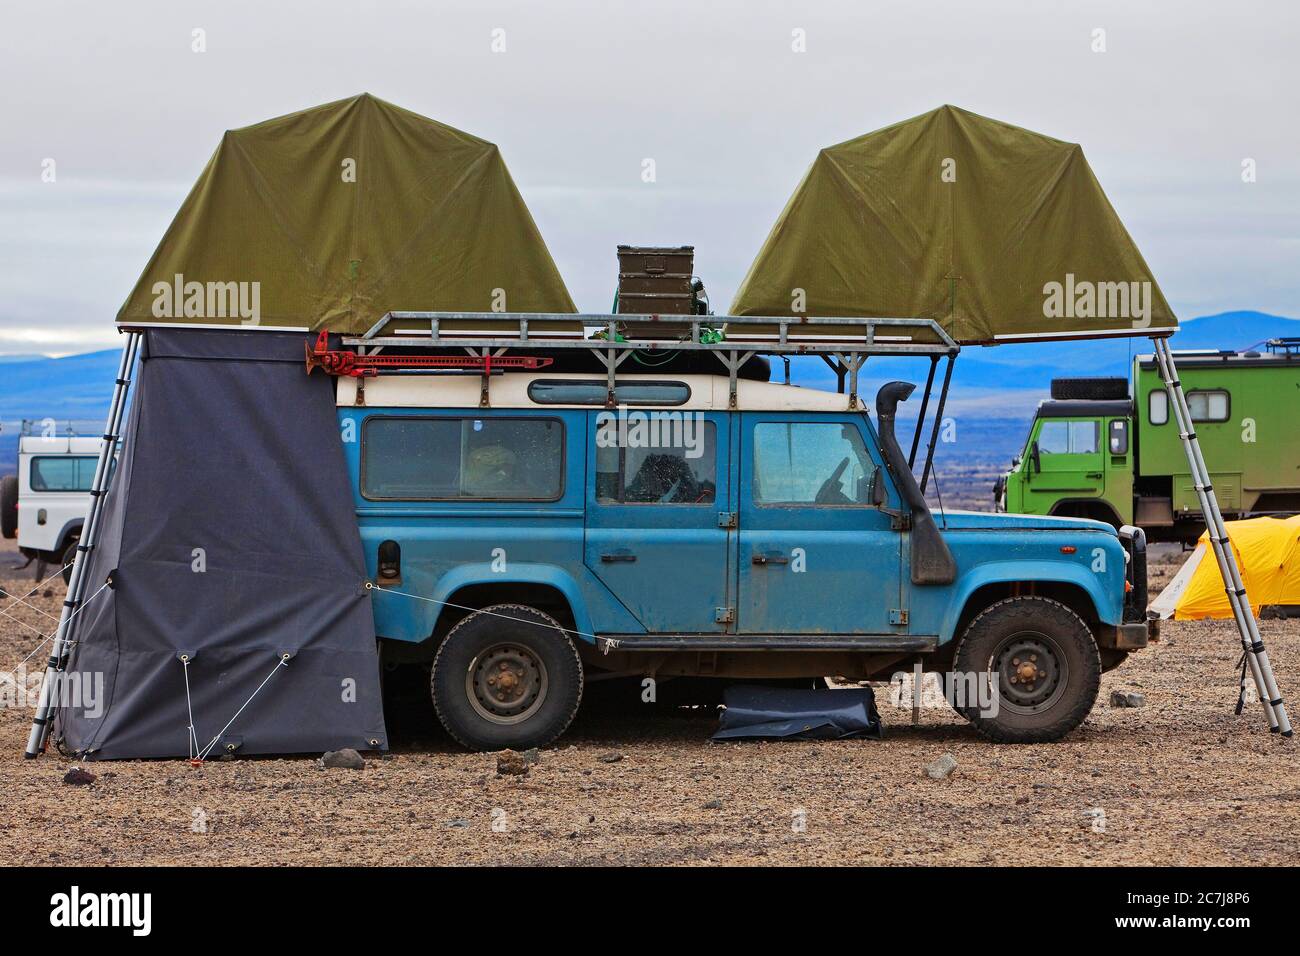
<box><xmin>0</xmin><ymin>349</ymin><xmax>121</xmax><ymax>472</ymax></box>
<box><xmin>0</xmin><ymin>312</ymin><xmax>1293</xmax><ymax>475</ymax></box>
<box><xmin>0</xmin><ymin>349</ymin><xmax>120</xmax><ymax>420</ymax></box>
<box><xmin>794</xmin><ymin>310</ymin><xmax>1300</xmax><ymax>399</ymax></box>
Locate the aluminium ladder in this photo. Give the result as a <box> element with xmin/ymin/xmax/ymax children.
<box><xmin>24</xmin><ymin>330</ymin><xmax>142</xmax><ymax>757</ymax></box>
<box><xmin>1152</xmin><ymin>337</ymin><xmax>1291</xmax><ymax>736</ymax></box>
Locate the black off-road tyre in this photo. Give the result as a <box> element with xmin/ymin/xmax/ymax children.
<box><xmin>952</xmin><ymin>596</ymin><xmax>1101</xmax><ymax>743</ymax></box>
<box><xmin>0</xmin><ymin>475</ymin><xmax>17</xmax><ymax>538</ymax></box>
<box><xmin>1049</xmin><ymin>377</ymin><xmax>1129</xmax><ymax>401</ymax></box>
<box><xmin>431</xmin><ymin>604</ymin><xmax>583</xmax><ymax>752</ymax></box>
<box><xmin>60</xmin><ymin>536</ymin><xmax>79</xmax><ymax>586</ymax></box>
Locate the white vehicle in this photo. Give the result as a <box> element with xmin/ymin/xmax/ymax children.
<box><xmin>1</xmin><ymin>433</ymin><xmax>110</xmax><ymax>583</ymax></box>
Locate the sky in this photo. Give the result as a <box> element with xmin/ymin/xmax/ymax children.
<box><xmin>0</xmin><ymin>0</ymin><xmax>1297</xmax><ymax>355</ymax></box>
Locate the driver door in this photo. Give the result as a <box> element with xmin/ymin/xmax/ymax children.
<box><xmin>1024</xmin><ymin>417</ymin><xmax>1105</xmax><ymax>512</ymax></box>
<box><xmin>736</xmin><ymin>413</ymin><xmax>904</xmax><ymax>635</ymax></box>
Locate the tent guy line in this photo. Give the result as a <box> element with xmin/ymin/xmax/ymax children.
<box><xmin>369</xmin><ymin>583</ymin><xmax>605</xmax><ymax>645</ymax></box>
<box><xmin>3</xmin><ymin>579</ymin><xmax>109</xmax><ymax>674</ymax></box>
<box><xmin>187</xmin><ymin>655</ymin><xmax>291</xmax><ymax>764</ymax></box>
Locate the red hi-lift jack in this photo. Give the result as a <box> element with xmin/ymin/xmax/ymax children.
<box><xmin>305</xmin><ymin>329</ymin><xmax>553</xmax><ymax>407</ymax></box>
<box><xmin>304</xmin><ymin>329</ymin><xmax>552</xmax><ymax>377</ymax></box>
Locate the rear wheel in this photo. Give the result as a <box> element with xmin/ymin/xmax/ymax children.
<box><xmin>952</xmin><ymin>596</ymin><xmax>1100</xmax><ymax>743</ymax></box>
<box><xmin>0</xmin><ymin>475</ymin><xmax>17</xmax><ymax>538</ymax></box>
<box><xmin>431</xmin><ymin>604</ymin><xmax>583</xmax><ymax>751</ymax></box>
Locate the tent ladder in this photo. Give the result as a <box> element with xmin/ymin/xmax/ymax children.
<box><xmin>24</xmin><ymin>330</ymin><xmax>142</xmax><ymax>757</ymax></box>
<box><xmin>1152</xmin><ymin>337</ymin><xmax>1291</xmax><ymax>736</ymax></box>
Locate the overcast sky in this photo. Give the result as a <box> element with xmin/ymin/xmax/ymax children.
<box><xmin>0</xmin><ymin>0</ymin><xmax>1296</xmax><ymax>355</ymax></box>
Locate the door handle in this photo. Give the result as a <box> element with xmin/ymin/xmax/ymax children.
<box><xmin>1086</xmin><ymin>471</ymin><xmax>1104</xmax><ymax>479</ymax></box>
<box><xmin>752</xmin><ymin>552</ymin><xmax>789</xmax><ymax>566</ymax></box>
<box><xmin>600</xmin><ymin>552</ymin><xmax>637</xmax><ymax>563</ymax></box>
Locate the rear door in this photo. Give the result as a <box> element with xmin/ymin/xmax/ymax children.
<box><xmin>584</xmin><ymin>409</ymin><xmax>732</xmax><ymax>633</ymax></box>
<box><xmin>737</xmin><ymin>413</ymin><xmax>903</xmax><ymax>634</ymax></box>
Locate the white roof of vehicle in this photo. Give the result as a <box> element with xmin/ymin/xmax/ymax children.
<box><xmin>336</xmin><ymin>372</ymin><xmax>862</xmax><ymax>412</ymax></box>
<box><xmin>18</xmin><ymin>435</ymin><xmax>104</xmax><ymax>454</ymax></box>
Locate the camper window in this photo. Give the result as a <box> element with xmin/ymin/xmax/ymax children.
<box><xmin>1186</xmin><ymin>389</ymin><xmax>1230</xmax><ymax>422</ymax></box>
<box><xmin>361</xmin><ymin>417</ymin><xmax>564</xmax><ymax>501</ymax></box>
<box><xmin>1148</xmin><ymin>389</ymin><xmax>1169</xmax><ymax>425</ymax></box>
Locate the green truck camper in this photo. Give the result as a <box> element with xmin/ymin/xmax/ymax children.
<box><xmin>997</xmin><ymin>340</ymin><xmax>1300</xmax><ymax>543</ymax></box>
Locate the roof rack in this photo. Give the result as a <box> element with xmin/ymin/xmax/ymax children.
<box><xmin>343</xmin><ymin>311</ymin><xmax>960</xmax><ymax>410</ymax></box>
<box><xmin>1266</xmin><ymin>337</ymin><xmax>1300</xmax><ymax>356</ymax></box>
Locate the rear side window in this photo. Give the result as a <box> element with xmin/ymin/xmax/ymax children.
<box><xmin>1037</xmin><ymin>420</ymin><xmax>1099</xmax><ymax>455</ymax></box>
<box><xmin>752</xmin><ymin>422</ymin><xmax>877</xmax><ymax>506</ymax></box>
<box><xmin>1148</xmin><ymin>389</ymin><xmax>1169</xmax><ymax>425</ymax></box>
<box><xmin>30</xmin><ymin>456</ymin><xmax>98</xmax><ymax>492</ymax></box>
<box><xmin>362</xmin><ymin>417</ymin><xmax>563</xmax><ymax>500</ymax></box>
<box><xmin>1187</xmin><ymin>389</ymin><xmax>1229</xmax><ymax>422</ymax></box>
<box><xmin>529</xmin><ymin>380</ymin><xmax>690</xmax><ymax>406</ymax></box>
<box><xmin>595</xmin><ymin>418</ymin><xmax>716</xmax><ymax>504</ymax></box>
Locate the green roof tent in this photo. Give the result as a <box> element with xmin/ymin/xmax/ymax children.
<box><xmin>117</xmin><ymin>93</ymin><xmax>577</xmax><ymax>335</ymax></box>
<box><xmin>731</xmin><ymin>105</ymin><xmax>1177</xmax><ymax>344</ymax></box>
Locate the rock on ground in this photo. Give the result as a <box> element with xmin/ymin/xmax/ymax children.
<box><xmin>320</xmin><ymin>749</ymin><xmax>366</xmax><ymax>770</ymax></box>
<box><xmin>924</xmin><ymin>754</ymin><xmax>958</xmax><ymax>780</ymax></box>
<box><xmin>1110</xmin><ymin>691</ymin><xmax>1146</xmax><ymax>708</ymax></box>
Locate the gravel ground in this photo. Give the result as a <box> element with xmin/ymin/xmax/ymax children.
<box><xmin>1</xmin><ymin>540</ymin><xmax>1297</xmax><ymax>866</ymax></box>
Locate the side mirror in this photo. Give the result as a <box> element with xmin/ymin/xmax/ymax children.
<box><xmin>869</xmin><ymin>468</ymin><xmax>887</xmax><ymax>506</ymax></box>
<box><xmin>1029</xmin><ymin>441</ymin><xmax>1041</xmax><ymax>474</ymax></box>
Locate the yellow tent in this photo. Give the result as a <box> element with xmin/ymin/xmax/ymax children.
<box><xmin>1152</xmin><ymin>515</ymin><xmax>1300</xmax><ymax>620</ymax></box>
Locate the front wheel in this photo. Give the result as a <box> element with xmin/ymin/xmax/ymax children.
<box><xmin>431</xmin><ymin>604</ymin><xmax>583</xmax><ymax>751</ymax></box>
<box><xmin>952</xmin><ymin>596</ymin><xmax>1100</xmax><ymax>743</ymax></box>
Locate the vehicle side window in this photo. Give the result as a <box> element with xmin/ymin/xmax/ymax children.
<box><xmin>595</xmin><ymin>417</ymin><xmax>716</xmax><ymax>504</ymax></box>
<box><xmin>1108</xmin><ymin>419</ymin><xmax>1129</xmax><ymax>455</ymax></box>
<box><xmin>752</xmin><ymin>422</ymin><xmax>876</xmax><ymax>506</ymax></box>
<box><xmin>30</xmin><ymin>456</ymin><xmax>98</xmax><ymax>492</ymax></box>
<box><xmin>1148</xmin><ymin>389</ymin><xmax>1169</xmax><ymax>425</ymax></box>
<box><xmin>1037</xmin><ymin>420</ymin><xmax>1099</xmax><ymax>455</ymax></box>
<box><xmin>1186</xmin><ymin>389</ymin><xmax>1229</xmax><ymax>422</ymax></box>
<box><xmin>361</xmin><ymin>417</ymin><xmax>563</xmax><ymax>500</ymax></box>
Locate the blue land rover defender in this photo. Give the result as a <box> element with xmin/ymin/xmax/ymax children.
<box><xmin>329</xmin><ymin>311</ymin><xmax>1150</xmax><ymax>752</ymax></box>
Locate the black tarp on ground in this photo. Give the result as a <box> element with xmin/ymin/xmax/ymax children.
<box><xmin>55</xmin><ymin>329</ymin><xmax>388</xmax><ymax>759</ymax></box>
<box><xmin>712</xmin><ymin>686</ymin><xmax>883</xmax><ymax>741</ymax></box>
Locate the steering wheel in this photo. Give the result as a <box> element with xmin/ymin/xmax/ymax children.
<box><xmin>815</xmin><ymin>457</ymin><xmax>852</xmax><ymax>505</ymax></box>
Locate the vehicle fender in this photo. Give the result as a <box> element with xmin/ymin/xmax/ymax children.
<box><xmin>428</xmin><ymin>562</ymin><xmax>599</xmax><ymax>645</ymax></box>
<box><xmin>938</xmin><ymin>559</ymin><xmax>1120</xmax><ymax>645</ymax></box>
<box><xmin>54</xmin><ymin>519</ymin><xmax>83</xmax><ymax>549</ymax></box>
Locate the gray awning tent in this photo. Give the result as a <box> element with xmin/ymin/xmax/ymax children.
<box><xmin>58</xmin><ymin>330</ymin><xmax>388</xmax><ymax>758</ymax></box>
<box><xmin>46</xmin><ymin>96</ymin><xmax>576</xmax><ymax>759</ymax></box>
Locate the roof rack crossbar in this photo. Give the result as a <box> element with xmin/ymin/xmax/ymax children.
<box><xmin>346</xmin><ymin>311</ymin><xmax>960</xmax><ymax>358</ymax></box>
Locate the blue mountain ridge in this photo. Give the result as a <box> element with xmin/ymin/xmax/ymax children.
<box><xmin>0</xmin><ymin>311</ymin><xmax>1294</xmax><ymax>473</ymax></box>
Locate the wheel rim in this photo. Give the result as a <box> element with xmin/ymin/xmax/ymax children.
<box><xmin>989</xmin><ymin>631</ymin><xmax>1068</xmax><ymax>715</ymax></box>
<box><xmin>465</xmin><ymin>642</ymin><xmax>548</xmax><ymax>725</ymax></box>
